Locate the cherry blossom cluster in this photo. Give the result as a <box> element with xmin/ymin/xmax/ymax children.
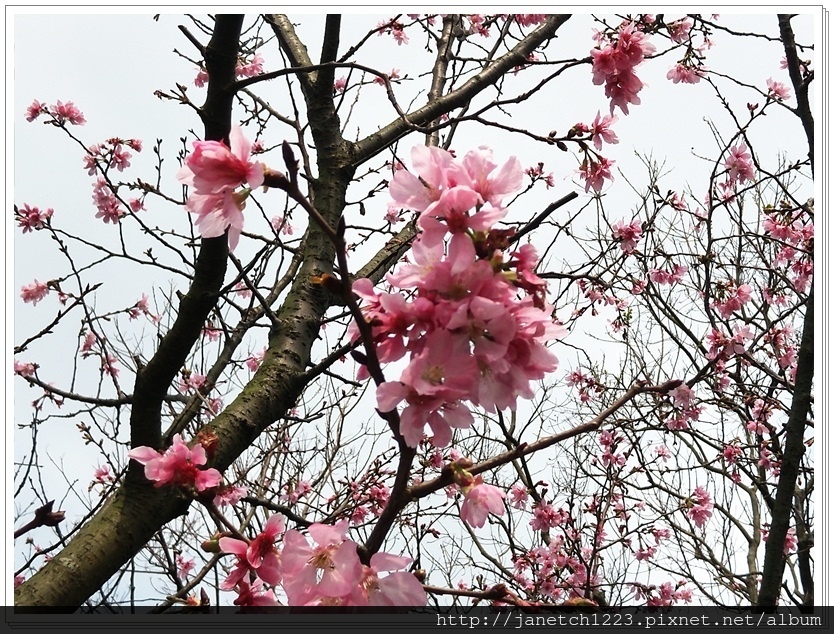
<box><xmin>15</xmin><ymin>204</ymin><xmax>53</xmax><ymax>233</ymax></box>
<box><xmin>128</xmin><ymin>433</ymin><xmax>222</xmax><ymax>492</ymax></box>
<box><xmin>353</xmin><ymin>145</ymin><xmax>566</xmax><ymax>448</ymax></box>
<box><xmin>176</xmin><ymin>126</ymin><xmax>264</xmax><ymax>251</ymax></box>
<box><xmin>216</xmin><ymin>518</ymin><xmax>426</xmax><ymax>606</ymax></box>
<box><xmin>631</xmin><ymin>580</ymin><xmax>693</xmax><ymax>606</ymax></box>
<box><xmin>611</xmin><ymin>218</ymin><xmax>643</xmax><ymax>254</ymax></box>
<box><xmin>565</xmin><ymin>370</ymin><xmax>604</xmax><ymax>404</ymax></box>
<box><xmin>648</xmin><ymin>263</ymin><xmax>688</xmax><ymax>286</ymax></box>
<box><xmin>591</xmin><ymin>21</ymin><xmax>656</xmax><ymax>115</ymax></box>
<box><xmin>510</xmin><ymin>533</ymin><xmax>604</xmax><ymax>603</ymax></box>
<box><xmin>25</xmin><ymin>99</ymin><xmax>86</xmax><ymax>125</ymax></box>
<box><xmin>685</xmin><ymin>486</ymin><xmax>713</xmax><ymax>528</ymax></box>
<box><xmin>711</xmin><ymin>282</ymin><xmax>754</xmax><ymax>319</ymax></box>
<box><xmin>763</xmin><ymin>205</ymin><xmax>814</xmax><ymax>293</ymax></box>
<box><xmin>664</xmin><ymin>383</ymin><xmax>701</xmax><ymax>431</ymax></box>
<box><xmin>194</xmin><ymin>53</ymin><xmax>264</xmax><ymax>87</ymax></box>
<box><xmin>20</xmin><ymin>280</ymin><xmax>50</xmax><ymax>306</ymax></box>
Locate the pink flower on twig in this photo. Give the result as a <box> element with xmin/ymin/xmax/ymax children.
<box><xmin>128</xmin><ymin>434</ymin><xmax>222</xmax><ymax>492</ymax></box>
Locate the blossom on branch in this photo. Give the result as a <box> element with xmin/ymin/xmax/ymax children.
<box><xmin>20</xmin><ymin>280</ymin><xmax>50</xmax><ymax>305</ymax></box>
<box><xmin>48</xmin><ymin>100</ymin><xmax>86</xmax><ymax>125</ymax></box>
<box><xmin>128</xmin><ymin>434</ymin><xmax>222</xmax><ymax>492</ymax></box>
<box><xmin>177</xmin><ymin>126</ymin><xmax>264</xmax><ymax>250</ymax></box>
<box><xmin>459</xmin><ymin>478</ymin><xmax>506</xmax><ymax>528</ymax></box>
<box><xmin>16</xmin><ymin>204</ymin><xmax>54</xmax><ymax>233</ymax></box>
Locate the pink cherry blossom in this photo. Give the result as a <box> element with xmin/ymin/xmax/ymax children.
<box><xmin>686</xmin><ymin>486</ymin><xmax>713</xmax><ymax>528</ymax></box>
<box><xmin>766</xmin><ymin>77</ymin><xmax>792</xmax><ymax>101</ymax></box>
<box><xmin>372</xmin><ymin>68</ymin><xmax>401</xmax><ymax>85</ymax></box>
<box><xmin>14</xmin><ymin>359</ymin><xmax>37</xmax><ymax>377</ymax></box>
<box><xmin>667</xmin><ymin>63</ymin><xmax>704</xmax><ymax>84</ymax></box>
<box><xmin>184</xmin><ymin>189</ymin><xmax>247</xmax><ymax>251</ymax></box>
<box><xmin>530</xmin><ymin>501</ymin><xmax>568</xmax><ymax>531</ymax></box>
<box><xmin>194</xmin><ymin>68</ymin><xmax>209</xmax><ymax>87</ymax></box>
<box><xmin>589</xmin><ymin>111</ymin><xmax>619</xmax><ymax>150</ymax></box>
<box><xmin>177</xmin><ymin>126</ymin><xmax>264</xmax><ymax>249</ymax></box>
<box><xmin>509</xmin><ymin>483</ymin><xmax>529</xmax><ymax>509</ymax></box>
<box><xmin>578</xmin><ymin>157</ymin><xmax>615</xmax><ymax>193</ymax></box>
<box><xmin>270</xmin><ymin>213</ymin><xmax>296</xmax><ymax>236</ymax></box>
<box><xmin>281</xmin><ymin>520</ymin><xmax>363</xmax><ymax>605</ymax></box>
<box><xmin>654</xmin><ymin>445</ymin><xmax>671</xmax><ymax>460</ymax></box>
<box><xmin>724</xmin><ymin>143</ymin><xmax>755</xmax><ymax>184</ymax></box>
<box><xmin>333</xmin><ymin>76</ymin><xmax>348</xmax><ymax>94</ymax></box>
<box><xmin>25</xmin><ymin>99</ymin><xmax>44</xmax><ymax>122</ymax></box>
<box><xmin>233</xmin><ymin>578</ymin><xmax>280</xmax><ymax>606</ymax></box>
<box><xmin>176</xmin><ymin>554</ymin><xmax>196</xmax><ymax>580</ymax></box>
<box><xmin>20</xmin><ymin>280</ymin><xmax>50</xmax><ymax>305</ymax></box>
<box><xmin>236</xmin><ymin>53</ymin><xmax>264</xmax><ymax>78</ymax></box>
<box><xmin>648</xmin><ymin>264</ymin><xmax>688</xmax><ymax>286</ymax></box>
<box><xmin>349</xmin><ymin>552</ymin><xmax>427</xmax><ymax>606</ymax></box>
<box><xmin>214</xmin><ymin>484</ymin><xmax>248</xmax><ymax>508</ymax></box>
<box><xmin>246</xmin><ymin>347</ymin><xmax>267</xmax><ymax>372</ymax></box>
<box><xmin>49</xmin><ymin>100</ymin><xmax>86</xmax><ymax>125</ymax></box>
<box><xmin>219</xmin><ymin>514</ymin><xmax>284</xmax><ymax>587</ymax></box>
<box><xmin>722</xmin><ymin>443</ymin><xmax>743</xmax><ymax>464</ymax></box>
<box><xmin>667</xmin><ymin>18</ymin><xmax>693</xmax><ymax>43</ymax></box>
<box><xmin>591</xmin><ymin>23</ymin><xmax>655</xmax><ymax>115</ymax></box>
<box><xmin>16</xmin><ymin>204</ymin><xmax>54</xmax><ymax>233</ymax></box>
<box><xmin>92</xmin><ymin>178</ymin><xmax>124</xmax><ymax>224</ymax></box>
<box><xmin>611</xmin><ymin>218</ymin><xmax>643</xmax><ymax>253</ymax></box>
<box><xmin>178</xmin><ymin>126</ymin><xmax>263</xmax><ymax>195</ymax></box>
<box><xmin>92</xmin><ymin>464</ymin><xmax>114</xmax><ymax>485</ymax></box>
<box><xmin>128</xmin><ymin>433</ymin><xmax>222</xmax><ymax>492</ymax></box>
<box><xmin>459</xmin><ymin>476</ymin><xmax>506</xmax><ymax>528</ymax></box>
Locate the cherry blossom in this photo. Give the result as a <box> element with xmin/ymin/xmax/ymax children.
<box><xmin>333</xmin><ymin>76</ymin><xmax>348</xmax><ymax>94</ymax></box>
<box><xmin>761</xmin><ymin>524</ymin><xmax>793</xmax><ymax>555</ymax></box>
<box><xmin>25</xmin><ymin>100</ymin><xmax>44</xmax><ymax>122</ymax></box>
<box><xmin>667</xmin><ymin>63</ymin><xmax>704</xmax><ymax>84</ymax></box>
<box><xmin>590</xmin><ymin>22</ymin><xmax>655</xmax><ymax>115</ymax></box>
<box><xmin>236</xmin><ymin>53</ymin><xmax>264</xmax><ymax>78</ymax></box>
<box><xmin>724</xmin><ymin>143</ymin><xmax>755</xmax><ymax>184</ymax></box>
<box><xmin>177</xmin><ymin>126</ymin><xmax>264</xmax><ymax>250</ymax></box>
<box><xmin>48</xmin><ymin>100</ymin><xmax>86</xmax><ymax>125</ymax></box>
<box><xmin>20</xmin><ymin>280</ymin><xmax>50</xmax><ymax>305</ymax></box>
<box><xmin>176</xmin><ymin>554</ymin><xmax>196</xmax><ymax>580</ymax></box>
<box><xmin>766</xmin><ymin>77</ymin><xmax>792</xmax><ymax>101</ymax></box>
<box><xmin>16</xmin><ymin>204</ymin><xmax>53</xmax><ymax>233</ymax></box>
<box><xmin>686</xmin><ymin>486</ymin><xmax>713</xmax><ymax>528</ymax></box>
<box><xmin>611</xmin><ymin>218</ymin><xmax>643</xmax><ymax>253</ymax></box>
<box><xmin>194</xmin><ymin>68</ymin><xmax>209</xmax><ymax>87</ymax></box>
<box><xmin>667</xmin><ymin>17</ymin><xmax>693</xmax><ymax>43</ymax></box>
<box><xmin>233</xmin><ymin>578</ymin><xmax>280</xmax><ymax>606</ymax></box>
<box><xmin>92</xmin><ymin>178</ymin><xmax>124</xmax><ymax>224</ymax></box>
<box><xmin>281</xmin><ymin>520</ymin><xmax>363</xmax><ymax>605</ymax></box>
<box><xmin>91</xmin><ymin>464</ymin><xmax>114</xmax><ymax>485</ymax></box>
<box><xmin>348</xmin><ymin>552</ymin><xmax>427</xmax><ymax>606</ymax></box>
<box><xmin>578</xmin><ymin>156</ymin><xmax>615</xmax><ymax>193</ymax></box>
<box><xmin>458</xmin><ymin>475</ymin><xmax>506</xmax><ymax>529</ymax></box>
<box><xmin>372</xmin><ymin>68</ymin><xmax>401</xmax><ymax>85</ymax></box>
<box><xmin>589</xmin><ymin>111</ymin><xmax>619</xmax><ymax>150</ymax></box>
<box><xmin>509</xmin><ymin>484</ymin><xmax>529</xmax><ymax>510</ymax></box>
<box><xmin>219</xmin><ymin>514</ymin><xmax>284</xmax><ymax>587</ymax></box>
<box><xmin>14</xmin><ymin>360</ymin><xmax>37</xmax><ymax>377</ymax></box>
<box><xmin>128</xmin><ymin>433</ymin><xmax>222</xmax><ymax>492</ymax></box>
<box><xmin>712</xmin><ymin>283</ymin><xmax>753</xmax><ymax>319</ymax></box>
